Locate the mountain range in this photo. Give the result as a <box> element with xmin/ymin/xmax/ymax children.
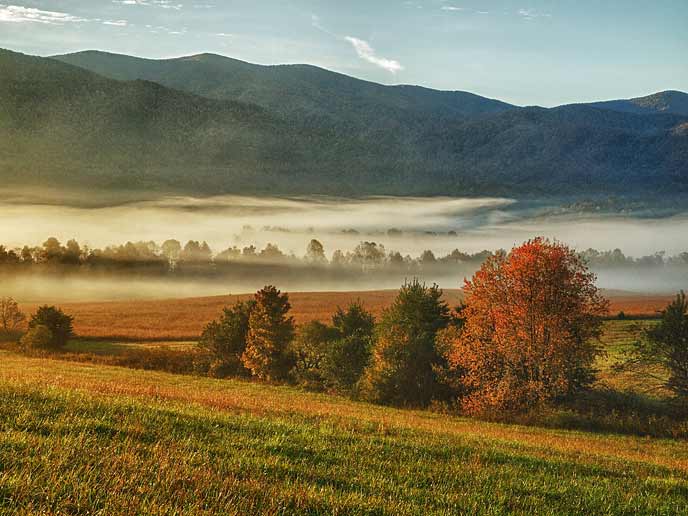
<box><xmin>1</xmin><ymin>47</ymin><xmax>686</xmax><ymax>199</ymax></box>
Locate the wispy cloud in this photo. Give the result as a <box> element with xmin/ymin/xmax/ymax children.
<box><xmin>518</xmin><ymin>8</ymin><xmax>552</xmax><ymax>20</ymax></box>
<box><xmin>441</xmin><ymin>6</ymin><xmax>466</xmax><ymax>11</ymax></box>
<box><xmin>102</xmin><ymin>19</ymin><xmax>128</xmax><ymax>26</ymax></box>
<box><xmin>344</xmin><ymin>36</ymin><xmax>403</xmax><ymax>74</ymax></box>
<box><xmin>0</xmin><ymin>4</ymin><xmax>128</xmax><ymax>26</ymax></box>
<box><xmin>113</xmin><ymin>0</ymin><xmax>183</xmax><ymax>10</ymax></box>
<box><xmin>311</xmin><ymin>14</ymin><xmax>404</xmax><ymax>75</ymax></box>
<box><xmin>0</xmin><ymin>5</ymin><xmax>89</xmax><ymax>24</ymax></box>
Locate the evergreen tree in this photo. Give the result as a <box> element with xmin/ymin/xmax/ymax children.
<box><xmin>361</xmin><ymin>280</ymin><xmax>450</xmax><ymax>406</ymax></box>
<box><xmin>242</xmin><ymin>286</ymin><xmax>295</xmax><ymax>380</ymax></box>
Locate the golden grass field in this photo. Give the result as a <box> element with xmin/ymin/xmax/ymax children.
<box><xmin>20</xmin><ymin>290</ymin><xmax>673</xmax><ymax>341</ymax></box>
<box><xmin>22</xmin><ymin>289</ymin><xmax>672</xmax><ymax>341</ymax></box>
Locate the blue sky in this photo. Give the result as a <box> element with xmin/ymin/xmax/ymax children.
<box><xmin>1</xmin><ymin>0</ymin><xmax>686</xmax><ymax>106</ymax></box>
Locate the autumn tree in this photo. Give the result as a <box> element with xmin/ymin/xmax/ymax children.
<box><xmin>198</xmin><ymin>300</ymin><xmax>255</xmax><ymax>377</ymax></box>
<box><xmin>0</xmin><ymin>297</ymin><xmax>25</xmax><ymax>336</ymax></box>
<box><xmin>445</xmin><ymin>238</ymin><xmax>609</xmax><ymax>415</ymax></box>
<box><xmin>361</xmin><ymin>280</ymin><xmax>451</xmax><ymax>406</ymax></box>
<box><xmin>242</xmin><ymin>286</ymin><xmax>295</xmax><ymax>380</ymax></box>
<box><xmin>625</xmin><ymin>291</ymin><xmax>688</xmax><ymax>400</ymax></box>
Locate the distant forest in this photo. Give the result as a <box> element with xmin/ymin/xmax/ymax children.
<box><xmin>1</xmin><ymin>237</ymin><xmax>686</xmax><ymax>279</ymax></box>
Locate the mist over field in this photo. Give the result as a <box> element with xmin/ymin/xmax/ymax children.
<box><xmin>1</xmin><ymin>191</ymin><xmax>687</xmax><ymax>300</ymax></box>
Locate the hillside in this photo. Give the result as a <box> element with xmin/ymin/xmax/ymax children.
<box><xmin>2</xmin><ymin>352</ymin><xmax>687</xmax><ymax>514</ymax></box>
<box><xmin>2</xmin><ymin>48</ymin><xmax>687</xmax><ymax>198</ymax></box>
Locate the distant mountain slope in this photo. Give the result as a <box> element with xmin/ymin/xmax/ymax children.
<box><xmin>2</xmin><ymin>48</ymin><xmax>687</xmax><ymax>198</ymax></box>
<box><xmin>52</xmin><ymin>51</ymin><xmax>515</xmax><ymax>129</ymax></box>
<box><xmin>0</xmin><ymin>48</ymin><xmax>337</xmax><ymax>192</ymax></box>
<box><xmin>583</xmin><ymin>91</ymin><xmax>688</xmax><ymax>116</ymax></box>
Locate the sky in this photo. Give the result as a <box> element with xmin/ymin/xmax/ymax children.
<box><xmin>1</xmin><ymin>0</ymin><xmax>686</xmax><ymax>106</ymax></box>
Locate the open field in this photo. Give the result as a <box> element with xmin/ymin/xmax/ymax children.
<box><xmin>19</xmin><ymin>290</ymin><xmax>674</xmax><ymax>341</ymax></box>
<box><xmin>1</xmin><ymin>350</ymin><xmax>687</xmax><ymax>515</ymax></box>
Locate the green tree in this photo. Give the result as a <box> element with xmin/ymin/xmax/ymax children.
<box><xmin>28</xmin><ymin>306</ymin><xmax>74</xmax><ymax>348</ymax></box>
<box><xmin>361</xmin><ymin>280</ymin><xmax>450</xmax><ymax>406</ymax></box>
<box><xmin>290</xmin><ymin>320</ymin><xmax>340</xmax><ymax>389</ymax></box>
<box><xmin>320</xmin><ymin>302</ymin><xmax>377</xmax><ymax>394</ymax></box>
<box><xmin>627</xmin><ymin>291</ymin><xmax>688</xmax><ymax>399</ymax></box>
<box><xmin>242</xmin><ymin>286</ymin><xmax>295</xmax><ymax>380</ymax></box>
<box><xmin>198</xmin><ymin>300</ymin><xmax>255</xmax><ymax>377</ymax></box>
<box><xmin>332</xmin><ymin>301</ymin><xmax>375</xmax><ymax>339</ymax></box>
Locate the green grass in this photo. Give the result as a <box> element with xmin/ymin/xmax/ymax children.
<box><xmin>596</xmin><ymin>319</ymin><xmax>667</xmax><ymax>395</ymax></box>
<box><xmin>64</xmin><ymin>339</ymin><xmax>195</xmax><ymax>355</ymax></box>
<box><xmin>1</xmin><ymin>351</ymin><xmax>688</xmax><ymax>515</ymax></box>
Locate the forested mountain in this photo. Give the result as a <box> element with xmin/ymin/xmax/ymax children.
<box><xmin>53</xmin><ymin>51</ymin><xmax>515</xmax><ymax>125</ymax></box>
<box><xmin>1</xmin><ymin>48</ymin><xmax>686</xmax><ymax>198</ymax></box>
<box><xmin>583</xmin><ymin>91</ymin><xmax>688</xmax><ymax>116</ymax></box>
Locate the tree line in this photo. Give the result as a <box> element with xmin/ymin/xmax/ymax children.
<box><xmin>1</xmin><ymin>237</ymin><xmax>686</xmax><ymax>277</ymax></box>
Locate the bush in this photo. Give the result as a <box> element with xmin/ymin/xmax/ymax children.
<box><xmin>445</xmin><ymin>238</ymin><xmax>609</xmax><ymax>415</ymax></box>
<box><xmin>360</xmin><ymin>280</ymin><xmax>451</xmax><ymax>406</ymax></box>
<box><xmin>20</xmin><ymin>325</ymin><xmax>53</xmax><ymax>351</ymax></box>
<box><xmin>242</xmin><ymin>286</ymin><xmax>295</xmax><ymax>381</ymax></box>
<box><xmin>28</xmin><ymin>306</ymin><xmax>74</xmax><ymax>348</ymax></box>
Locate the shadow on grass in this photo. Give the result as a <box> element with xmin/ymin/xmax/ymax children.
<box><xmin>508</xmin><ymin>388</ymin><xmax>688</xmax><ymax>439</ymax></box>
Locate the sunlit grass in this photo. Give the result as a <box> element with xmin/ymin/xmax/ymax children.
<box><xmin>1</xmin><ymin>350</ymin><xmax>687</xmax><ymax>515</ymax></box>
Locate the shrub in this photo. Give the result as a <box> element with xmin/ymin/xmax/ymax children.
<box><xmin>20</xmin><ymin>325</ymin><xmax>53</xmax><ymax>351</ymax></box>
<box><xmin>198</xmin><ymin>300</ymin><xmax>255</xmax><ymax>377</ymax></box>
<box><xmin>242</xmin><ymin>286</ymin><xmax>295</xmax><ymax>380</ymax></box>
<box><xmin>445</xmin><ymin>238</ymin><xmax>609</xmax><ymax>416</ymax></box>
<box><xmin>28</xmin><ymin>306</ymin><xmax>74</xmax><ymax>349</ymax></box>
<box><xmin>360</xmin><ymin>280</ymin><xmax>451</xmax><ymax>406</ymax></box>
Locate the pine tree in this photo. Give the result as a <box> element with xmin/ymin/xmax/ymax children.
<box><xmin>242</xmin><ymin>286</ymin><xmax>295</xmax><ymax>380</ymax></box>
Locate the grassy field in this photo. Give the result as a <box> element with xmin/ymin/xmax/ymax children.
<box><xmin>19</xmin><ymin>290</ymin><xmax>672</xmax><ymax>341</ymax></box>
<box><xmin>1</xmin><ymin>351</ymin><xmax>688</xmax><ymax>515</ymax></box>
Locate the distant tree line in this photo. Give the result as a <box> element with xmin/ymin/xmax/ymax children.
<box><xmin>1</xmin><ymin>237</ymin><xmax>686</xmax><ymax>278</ymax></box>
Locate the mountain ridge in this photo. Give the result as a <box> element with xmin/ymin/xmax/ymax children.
<box><xmin>1</xmin><ymin>48</ymin><xmax>686</xmax><ymax>200</ymax></box>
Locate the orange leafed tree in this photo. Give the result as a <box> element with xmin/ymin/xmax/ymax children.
<box><xmin>445</xmin><ymin>237</ymin><xmax>609</xmax><ymax>415</ymax></box>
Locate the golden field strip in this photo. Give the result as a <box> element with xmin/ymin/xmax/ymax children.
<box><xmin>20</xmin><ymin>290</ymin><xmax>673</xmax><ymax>341</ymax></box>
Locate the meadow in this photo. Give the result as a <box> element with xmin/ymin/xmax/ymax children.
<box><xmin>3</xmin><ymin>290</ymin><xmax>686</xmax><ymax>514</ymax></box>
<box><xmin>1</xmin><ymin>350</ymin><xmax>688</xmax><ymax>515</ymax></box>
<box><xmin>19</xmin><ymin>290</ymin><xmax>671</xmax><ymax>341</ymax></box>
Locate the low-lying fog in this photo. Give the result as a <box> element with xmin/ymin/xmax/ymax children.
<box><xmin>1</xmin><ymin>192</ymin><xmax>687</xmax><ymax>301</ymax></box>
